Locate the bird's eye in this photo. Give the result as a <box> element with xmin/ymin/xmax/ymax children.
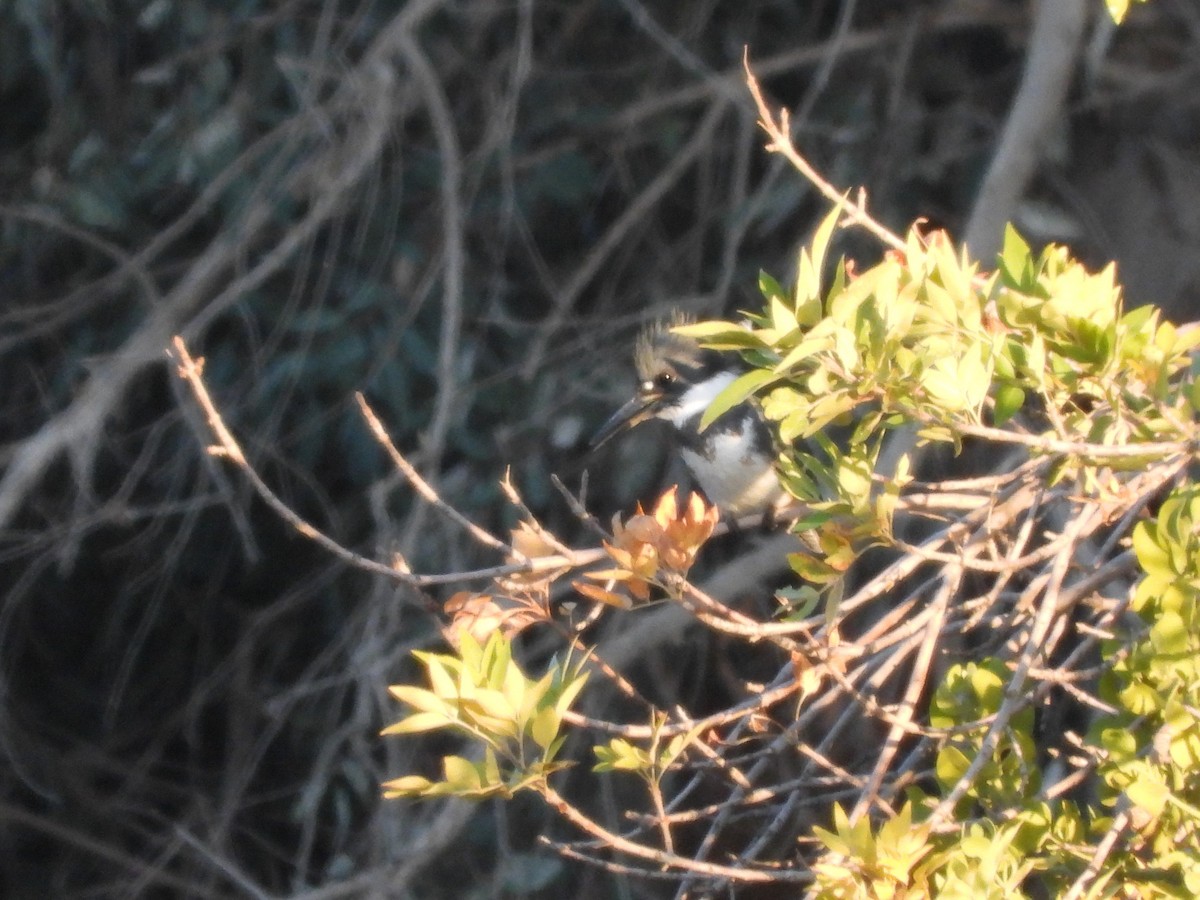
<box><xmin>653</xmin><ymin>372</ymin><xmax>675</xmax><ymax>391</ymax></box>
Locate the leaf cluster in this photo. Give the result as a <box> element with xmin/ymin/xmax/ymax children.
<box><xmin>382</xmin><ymin>203</ymin><xmax>1200</xmax><ymax>893</ymax></box>
<box><xmin>679</xmin><ymin>212</ymin><xmax>1198</xmax><ymax>592</ymax></box>
<box><xmin>593</xmin><ymin>711</ymin><xmax>702</xmax><ymax>783</ymax></box>
<box><xmin>382</xmin><ymin>633</ymin><xmax>588</xmax><ymax>800</ymax></box>
<box><xmin>682</xmin><ymin>207</ymin><xmax>1200</xmax><ymax>896</ymax></box>
<box><xmin>1084</xmin><ymin>486</ymin><xmax>1200</xmax><ymax>895</ymax></box>
<box><xmin>574</xmin><ymin>488</ymin><xmax>719</xmax><ymax>608</ymax></box>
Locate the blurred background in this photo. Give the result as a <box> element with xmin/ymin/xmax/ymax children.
<box><xmin>1</xmin><ymin>0</ymin><xmax>1198</xmax><ymax>896</ymax></box>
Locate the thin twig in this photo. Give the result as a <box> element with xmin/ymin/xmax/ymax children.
<box><xmin>948</xmin><ymin>420</ymin><xmax>1196</xmax><ymax>462</ymax></box>
<box><xmin>928</xmin><ymin>502</ymin><xmax>1096</xmax><ymax>828</ymax></box>
<box><xmin>356</xmin><ymin>394</ymin><xmax>509</xmax><ymax>554</ymax></box>
<box><xmin>539</xmin><ymin>784</ymin><xmax>812</xmax><ymax>884</ymax></box>
<box><xmin>1061</xmin><ymin>810</ymin><xmax>1131</xmax><ymax>900</ymax></box>
<box><xmin>743</xmin><ymin>51</ymin><xmax>907</xmax><ymax>253</ymax></box>
<box><xmin>850</xmin><ymin>565</ymin><xmax>958</xmax><ymax>822</ymax></box>
<box><xmin>171</xmin><ymin>336</ymin><xmax>608</xmax><ymax>588</ymax></box>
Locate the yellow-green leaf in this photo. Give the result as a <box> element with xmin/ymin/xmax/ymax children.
<box><xmin>699</xmin><ymin>368</ymin><xmax>775</xmax><ymax>431</ymax></box>
<box><xmin>1105</xmin><ymin>0</ymin><xmax>1149</xmax><ymax>25</ymax></box>
<box><xmin>593</xmin><ymin>738</ymin><xmax>650</xmax><ymax>772</ymax></box>
<box><xmin>673</xmin><ymin>320</ymin><xmax>767</xmax><ymax>350</ymax></box>
<box><xmin>999</xmin><ymin>224</ymin><xmax>1035</xmax><ymax>290</ymax></box>
<box><xmin>380</xmin><ymin>711</ymin><xmax>452</xmax><ymax>736</ymax></box>
<box><xmin>464</xmin><ymin>687</ymin><xmax>517</xmax><ymax>727</ymax></box>
<box><xmin>770</xmin><ymin>293</ymin><xmax>798</xmax><ymax>336</ymax></box>
<box><xmin>936</xmin><ymin>744</ymin><xmax>972</xmax><ymax>789</ymax></box>
<box><xmin>759</xmin><ymin>270</ymin><xmax>786</xmax><ymax>304</ymax></box>
<box><xmin>1126</xmin><ymin>775</ymin><xmax>1169</xmax><ymax>818</ymax></box>
<box><xmin>382</xmin><ymin>775</ymin><xmax>434</xmax><ymax>798</ymax></box>
<box><xmin>413</xmin><ymin>651</ymin><xmax>460</xmax><ymax>699</ymax></box>
<box><xmin>1131</xmin><ymin>521</ymin><xmax>1172</xmax><ymax>580</ymax></box>
<box><xmin>388</xmin><ymin>685</ymin><xmax>454</xmax><ymax>717</ymax></box>
<box><xmin>554</xmin><ymin>671</ymin><xmax>590</xmax><ymax>719</ymax></box>
<box><xmin>993</xmin><ymin>384</ymin><xmax>1025</xmax><ymax>426</ymax></box>
<box><xmin>529</xmin><ymin>706</ymin><xmax>561</xmax><ymax>751</ymax></box>
<box><xmin>443</xmin><ymin>755</ymin><xmax>486</xmax><ymax>789</ymax></box>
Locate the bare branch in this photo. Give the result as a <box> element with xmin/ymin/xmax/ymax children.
<box><xmin>171</xmin><ymin>336</ymin><xmax>606</xmax><ymax>588</ymax></box>
<box><xmin>743</xmin><ymin>51</ymin><xmax>907</xmax><ymax>253</ymax></box>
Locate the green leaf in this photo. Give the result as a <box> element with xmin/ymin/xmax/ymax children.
<box><xmin>776</xmin><ymin>585</ymin><xmax>821</xmax><ymax>621</ymax></box>
<box><xmin>593</xmin><ymin>738</ymin><xmax>650</xmax><ymax>772</ymax></box>
<box><xmin>468</xmin><ymin>687</ymin><xmax>517</xmax><ymax>725</ymax></box>
<box><xmin>795</xmin><ymin>198</ymin><xmax>845</xmax><ymax>326</ymax></box>
<box><xmin>769</xmin><ymin>293</ymin><xmax>799</xmax><ymax>336</ymax></box>
<box><xmin>387</xmin><ymin>685</ymin><xmax>454</xmax><ymax>717</ymax></box>
<box><xmin>759</xmin><ymin>270</ymin><xmax>786</xmax><ymax>304</ymax></box>
<box><xmin>1132</xmin><ymin>521</ymin><xmax>1172</xmax><ymax>580</ymax></box>
<box><xmin>482</xmin><ymin>631</ymin><xmax>513</xmax><ymax>689</ymax></box>
<box><xmin>998</xmin><ymin>224</ymin><xmax>1035</xmax><ymax>291</ymax></box>
<box><xmin>809</xmin><ymin>199</ymin><xmax>844</xmax><ymax>290</ymax></box>
<box><xmin>382</xmin><ymin>775</ymin><xmax>434</xmax><ymax>798</ymax></box>
<box><xmin>502</xmin><ymin>661</ymin><xmax>528</xmax><ymax>716</ymax></box>
<box><xmin>811</xmin><ymin>824</ymin><xmax>847</xmax><ymax>856</ymax></box>
<box><xmin>969</xmin><ymin>664</ymin><xmax>1005</xmax><ymax>715</ymax></box>
<box><xmin>1118</xmin><ymin>681</ymin><xmax>1161</xmax><ymax>716</ymax></box>
<box><xmin>788</xmin><ymin>551</ymin><xmax>841</xmax><ymax>585</ymax></box>
<box><xmin>1150</xmin><ymin>611</ymin><xmax>1190</xmax><ymax>655</ymax></box>
<box><xmin>380</xmin><ymin>711</ymin><xmax>452</xmax><ymax>736</ymax></box>
<box><xmin>936</xmin><ymin>744</ymin><xmax>972</xmax><ymax>790</ymax></box>
<box><xmin>554</xmin><ymin>670</ymin><xmax>590</xmax><ymax>719</ymax></box>
<box><xmin>814</xmin><ymin>804</ymin><xmax>853</xmax><ymax>856</ymax></box>
<box><xmin>529</xmin><ymin>706</ymin><xmax>561</xmax><ymax>751</ymax></box>
<box><xmin>774</xmin><ymin>330</ymin><xmax>836</xmax><ymax>374</ymax></box>
<box><xmin>699</xmin><ymin>368</ymin><xmax>776</xmax><ymax>431</ymax></box>
<box><xmin>458</xmin><ymin>632</ymin><xmax>484</xmax><ymax>675</ymax></box>
<box><xmin>416</xmin><ymin>651</ymin><xmax>459</xmax><ymax>699</ymax></box>
<box><xmin>443</xmin><ymin>754</ymin><xmax>486</xmax><ymax>789</ymax></box>
<box><xmin>1099</xmin><ymin>726</ymin><xmax>1138</xmax><ymax>760</ymax></box>
<box><xmin>1126</xmin><ymin>774</ymin><xmax>1169</xmax><ymax>818</ymax></box>
<box><xmin>992</xmin><ymin>384</ymin><xmax>1025</xmax><ymax>426</ymax></box>
<box><xmin>672</xmin><ymin>320</ymin><xmax>767</xmax><ymax>350</ymax></box>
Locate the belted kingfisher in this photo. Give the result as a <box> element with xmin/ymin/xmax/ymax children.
<box><xmin>591</xmin><ymin>316</ymin><xmax>790</xmax><ymax>520</ymax></box>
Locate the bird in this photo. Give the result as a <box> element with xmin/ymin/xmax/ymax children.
<box><xmin>590</xmin><ymin>315</ymin><xmax>791</xmax><ymax>521</ymax></box>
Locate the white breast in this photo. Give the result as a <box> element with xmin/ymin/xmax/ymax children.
<box><xmin>680</xmin><ymin>431</ymin><xmax>784</xmax><ymax>517</ymax></box>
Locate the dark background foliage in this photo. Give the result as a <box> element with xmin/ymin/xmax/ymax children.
<box><xmin>0</xmin><ymin>0</ymin><xmax>1198</xmax><ymax>896</ymax></box>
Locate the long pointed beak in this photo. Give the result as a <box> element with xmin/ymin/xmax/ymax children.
<box><xmin>590</xmin><ymin>392</ymin><xmax>661</xmax><ymax>450</ymax></box>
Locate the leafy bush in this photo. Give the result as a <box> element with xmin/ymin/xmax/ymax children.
<box><xmin>381</xmin><ymin>145</ymin><xmax>1200</xmax><ymax>898</ymax></box>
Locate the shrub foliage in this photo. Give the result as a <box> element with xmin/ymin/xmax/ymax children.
<box><xmin>383</xmin><ymin>200</ymin><xmax>1200</xmax><ymax>895</ymax></box>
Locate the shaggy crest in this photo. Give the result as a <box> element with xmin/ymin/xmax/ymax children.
<box><xmin>633</xmin><ymin>311</ymin><xmax>702</xmax><ymax>381</ymax></box>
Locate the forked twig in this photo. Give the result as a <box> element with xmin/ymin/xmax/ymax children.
<box><xmin>169</xmin><ymin>335</ymin><xmax>607</xmax><ymax>588</ymax></box>
<box><xmin>356</xmin><ymin>393</ymin><xmax>509</xmax><ymax>554</ymax></box>
<box><xmin>743</xmin><ymin>51</ymin><xmax>907</xmax><ymax>253</ymax></box>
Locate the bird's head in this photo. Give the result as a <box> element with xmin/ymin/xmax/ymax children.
<box><xmin>591</xmin><ymin>317</ymin><xmax>739</xmax><ymax>449</ymax></box>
